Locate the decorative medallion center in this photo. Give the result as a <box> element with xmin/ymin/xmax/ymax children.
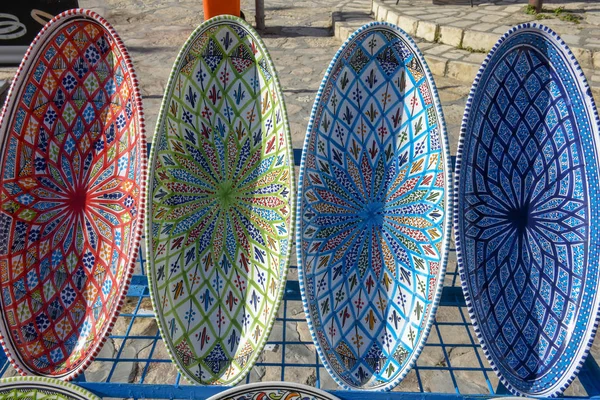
<box><xmin>359</xmin><ymin>201</ymin><xmax>384</xmax><ymax>227</ymax></box>
<box><xmin>506</xmin><ymin>202</ymin><xmax>530</xmax><ymax>234</ymax></box>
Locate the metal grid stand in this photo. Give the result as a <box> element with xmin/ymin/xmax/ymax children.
<box><xmin>0</xmin><ymin>152</ymin><xmax>599</xmax><ymax>399</ymax></box>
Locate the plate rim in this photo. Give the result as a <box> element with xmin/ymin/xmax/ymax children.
<box><xmin>0</xmin><ymin>375</ymin><xmax>101</xmax><ymax>399</ymax></box>
<box><xmin>452</xmin><ymin>22</ymin><xmax>600</xmax><ymax>397</ymax></box>
<box><xmin>145</xmin><ymin>14</ymin><xmax>296</xmax><ymax>386</ymax></box>
<box><xmin>205</xmin><ymin>381</ymin><xmax>341</xmax><ymax>400</ymax></box>
<box><xmin>0</xmin><ymin>8</ymin><xmax>147</xmax><ymax>380</ymax></box>
<box><xmin>295</xmin><ymin>21</ymin><xmax>453</xmax><ymax>391</ymax></box>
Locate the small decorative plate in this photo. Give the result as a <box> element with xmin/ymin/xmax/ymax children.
<box><xmin>206</xmin><ymin>382</ymin><xmax>340</xmax><ymax>400</ymax></box>
<box><xmin>146</xmin><ymin>16</ymin><xmax>295</xmax><ymax>385</ymax></box>
<box><xmin>297</xmin><ymin>22</ymin><xmax>452</xmax><ymax>390</ymax></box>
<box><xmin>455</xmin><ymin>23</ymin><xmax>600</xmax><ymax>397</ymax></box>
<box><xmin>0</xmin><ymin>9</ymin><xmax>146</xmax><ymax>379</ymax></box>
<box><xmin>0</xmin><ymin>376</ymin><xmax>99</xmax><ymax>399</ymax></box>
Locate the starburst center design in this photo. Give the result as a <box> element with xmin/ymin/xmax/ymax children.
<box><xmin>359</xmin><ymin>201</ymin><xmax>384</xmax><ymax>227</ymax></box>
<box><xmin>67</xmin><ymin>185</ymin><xmax>90</xmax><ymax>215</ymax></box>
<box><xmin>215</xmin><ymin>181</ymin><xmax>236</xmax><ymax>208</ymax></box>
<box><xmin>506</xmin><ymin>202</ymin><xmax>530</xmax><ymax>234</ymax></box>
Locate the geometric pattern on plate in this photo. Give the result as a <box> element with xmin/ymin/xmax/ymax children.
<box><xmin>0</xmin><ymin>10</ymin><xmax>145</xmax><ymax>379</ymax></box>
<box><xmin>205</xmin><ymin>382</ymin><xmax>341</xmax><ymax>400</ymax></box>
<box><xmin>455</xmin><ymin>23</ymin><xmax>600</xmax><ymax>397</ymax></box>
<box><xmin>0</xmin><ymin>376</ymin><xmax>100</xmax><ymax>399</ymax></box>
<box><xmin>298</xmin><ymin>22</ymin><xmax>451</xmax><ymax>390</ymax></box>
<box><xmin>147</xmin><ymin>15</ymin><xmax>294</xmax><ymax>386</ymax></box>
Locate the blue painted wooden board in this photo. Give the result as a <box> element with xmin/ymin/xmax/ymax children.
<box><xmin>297</xmin><ymin>22</ymin><xmax>452</xmax><ymax>390</ymax></box>
<box><xmin>455</xmin><ymin>23</ymin><xmax>600</xmax><ymax>397</ymax></box>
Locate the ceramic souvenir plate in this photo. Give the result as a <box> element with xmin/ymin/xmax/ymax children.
<box><xmin>297</xmin><ymin>22</ymin><xmax>451</xmax><ymax>390</ymax></box>
<box><xmin>0</xmin><ymin>376</ymin><xmax>99</xmax><ymax>399</ymax></box>
<box><xmin>206</xmin><ymin>382</ymin><xmax>340</xmax><ymax>400</ymax></box>
<box><xmin>147</xmin><ymin>15</ymin><xmax>294</xmax><ymax>385</ymax></box>
<box><xmin>455</xmin><ymin>23</ymin><xmax>600</xmax><ymax>397</ymax></box>
<box><xmin>0</xmin><ymin>9</ymin><xmax>146</xmax><ymax>379</ymax></box>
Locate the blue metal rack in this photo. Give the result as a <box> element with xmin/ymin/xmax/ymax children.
<box><xmin>0</xmin><ymin>151</ymin><xmax>599</xmax><ymax>399</ymax></box>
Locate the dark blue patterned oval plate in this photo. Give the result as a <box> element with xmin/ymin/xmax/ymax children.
<box><xmin>297</xmin><ymin>22</ymin><xmax>452</xmax><ymax>390</ymax></box>
<box><xmin>455</xmin><ymin>23</ymin><xmax>600</xmax><ymax>397</ymax></box>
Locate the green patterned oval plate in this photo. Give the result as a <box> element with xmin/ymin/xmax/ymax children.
<box><xmin>0</xmin><ymin>376</ymin><xmax>99</xmax><ymax>399</ymax></box>
<box><xmin>146</xmin><ymin>15</ymin><xmax>295</xmax><ymax>385</ymax></box>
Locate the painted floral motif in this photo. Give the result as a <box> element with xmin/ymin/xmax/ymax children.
<box><xmin>0</xmin><ymin>14</ymin><xmax>144</xmax><ymax>377</ymax></box>
<box><xmin>148</xmin><ymin>16</ymin><xmax>294</xmax><ymax>385</ymax></box>
<box><xmin>455</xmin><ymin>24</ymin><xmax>600</xmax><ymax>397</ymax></box>
<box><xmin>0</xmin><ymin>376</ymin><xmax>99</xmax><ymax>399</ymax></box>
<box><xmin>298</xmin><ymin>23</ymin><xmax>450</xmax><ymax>390</ymax></box>
<box><xmin>207</xmin><ymin>383</ymin><xmax>340</xmax><ymax>400</ymax></box>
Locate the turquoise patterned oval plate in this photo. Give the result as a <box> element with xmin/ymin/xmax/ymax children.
<box><xmin>455</xmin><ymin>23</ymin><xmax>600</xmax><ymax>397</ymax></box>
<box><xmin>0</xmin><ymin>376</ymin><xmax>100</xmax><ymax>399</ymax></box>
<box><xmin>147</xmin><ymin>15</ymin><xmax>295</xmax><ymax>385</ymax></box>
<box><xmin>297</xmin><ymin>22</ymin><xmax>452</xmax><ymax>390</ymax></box>
<box><xmin>206</xmin><ymin>382</ymin><xmax>340</xmax><ymax>400</ymax></box>
<box><xmin>0</xmin><ymin>9</ymin><xmax>146</xmax><ymax>379</ymax></box>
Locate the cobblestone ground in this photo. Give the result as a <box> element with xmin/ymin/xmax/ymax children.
<box><xmin>390</xmin><ymin>0</ymin><xmax>600</xmax><ymax>52</ymax></box>
<box><xmin>0</xmin><ymin>0</ymin><xmax>598</xmax><ymax>397</ymax></box>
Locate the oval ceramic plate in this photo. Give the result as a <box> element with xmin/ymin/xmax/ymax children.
<box><xmin>297</xmin><ymin>22</ymin><xmax>451</xmax><ymax>390</ymax></box>
<box><xmin>0</xmin><ymin>376</ymin><xmax>99</xmax><ymax>399</ymax></box>
<box><xmin>147</xmin><ymin>15</ymin><xmax>294</xmax><ymax>385</ymax></box>
<box><xmin>206</xmin><ymin>382</ymin><xmax>340</xmax><ymax>400</ymax></box>
<box><xmin>0</xmin><ymin>9</ymin><xmax>146</xmax><ymax>379</ymax></box>
<box><xmin>455</xmin><ymin>23</ymin><xmax>600</xmax><ymax>397</ymax></box>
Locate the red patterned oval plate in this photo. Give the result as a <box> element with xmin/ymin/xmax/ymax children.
<box><xmin>0</xmin><ymin>9</ymin><xmax>146</xmax><ymax>379</ymax></box>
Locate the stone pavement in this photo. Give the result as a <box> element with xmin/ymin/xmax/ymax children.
<box><xmin>0</xmin><ymin>0</ymin><xmax>598</xmax><ymax>396</ymax></box>
<box><xmin>334</xmin><ymin>0</ymin><xmax>600</xmax><ymax>100</ymax></box>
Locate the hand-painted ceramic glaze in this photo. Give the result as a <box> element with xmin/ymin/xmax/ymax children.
<box><xmin>297</xmin><ymin>22</ymin><xmax>451</xmax><ymax>390</ymax></box>
<box><xmin>0</xmin><ymin>376</ymin><xmax>100</xmax><ymax>399</ymax></box>
<box><xmin>0</xmin><ymin>9</ymin><xmax>146</xmax><ymax>379</ymax></box>
<box><xmin>147</xmin><ymin>15</ymin><xmax>294</xmax><ymax>385</ymax></box>
<box><xmin>206</xmin><ymin>382</ymin><xmax>340</xmax><ymax>400</ymax></box>
<box><xmin>455</xmin><ymin>23</ymin><xmax>600</xmax><ymax>397</ymax></box>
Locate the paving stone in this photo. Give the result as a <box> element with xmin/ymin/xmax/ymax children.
<box><xmin>464</xmin><ymin>52</ymin><xmax>487</xmax><ymax>64</ymax></box>
<box><xmin>371</xmin><ymin>1</ymin><xmax>380</xmax><ymax>18</ymax></box>
<box><xmin>571</xmin><ymin>47</ymin><xmax>593</xmax><ymax>68</ymax></box>
<box><xmin>451</xmin><ymin>21</ymin><xmax>479</xmax><ymax>29</ymax></box>
<box><xmin>560</xmin><ymin>33</ymin><xmax>583</xmax><ymax>46</ymax></box>
<box><xmin>447</xmin><ymin>60</ymin><xmax>479</xmax><ymax>83</ymax></box>
<box><xmin>397</xmin><ymin>15</ymin><xmax>419</xmax><ymax>35</ymax></box>
<box><xmin>480</xmin><ymin>14</ymin><xmax>505</xmax><ymax>23</ymax></box>
<box><xmin>454</xmin><ymin>370</ymin><xmax>499</xmax><ymax>394</ymax></box>
<box><xmin>436</xmin><ymin>16</ymin><xmax>462</xmax><ymax>24</ymax></box>
<box><xmin>375</xmin><ymin>4</ymin><xmax>389</xmax><ymax>21</ymax></box>
<box><xmin>444</xmin><ymin>50</ymin><xmax>467</xmax><ymax>60</ymax></box>
<box><xmin>416</xmin><ymin>20</ymin><xmax>439</xmax><ymax>42</ymax></box>
<box><xmin>392</xmin><ymin>369</ymin><xmax>422</xmax><ymax>392</ymax></box>
<box><xmin>439</xmin><ymin>25</ymin><xmax>464</xmax><ymax>47</ymax></box>
<box><xmin>462</xmin><ymin>12</ymin><xmax>488</xmax><ymax>21</ymax></box>
<box><xmin>425</xmin><ymin>43</ymin><xmax>453</xmax><ymax>56</ymax></box>
<box><xmin>424</xmin><ymin>55</ymin><xmax>448</xmax><ymax>76</ymax></box>
<box><xmin>469</xmin><ymin>22</ymin><xmax>499</xmax><ymax>33</ymax></box>
<box><xmin>462</xmin><ymin>30</ymin><xmax>498</xmax><ymax>52</ymax></box>
<box><xmin>419</xmin><ymin>14</ymin><xmax>447</xmax><ymax>21</ymax></box>
<box><xmin>386</xmin><ymin>9</ymin><xmax>400</xmax><ymax>25</ymax></box>
<box><xmin>595</xmin><ymin>52</ymin><xmax>600</xmax><ymax>69</ymax></box>
<box><xmin>492</xmin><ymin>24</ymin><xmax>513</xmax><ymax>34</ymax></box>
